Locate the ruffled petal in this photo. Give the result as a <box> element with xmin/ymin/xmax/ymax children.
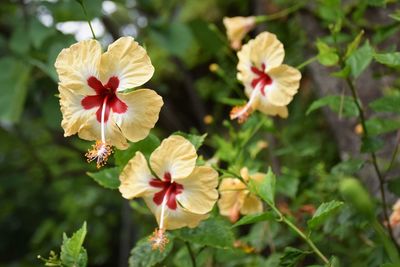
<box><xmin>223</xmin><ymin>16</ymin><xmax>256</xmax><ymax>50</ymax></box>
<box><xmin>237</xmin><ymin>39</ymin><xmax>255</xmax><ymax>87</ymax></box>
<box><xmin>250</xmin><ymin>32</ymin><xmax>284</xmax><ymax>72</ymax></box>
<box><xmin>119</xmin><ymin>152</ymin><xmax>157</xmax><ymax>199</ymax></box>
<box><xmin>55</xmin><ymin>39</ymin><xmax>102</xmax><ymax>95</ymax></box>
<box><xmin>100</xmin><ymin>37</ymin><xmax>154</xmax><ymax>91</ymax></box>
<box><xmin>149</xmin><ymin>135</ymin><xmax>197</xmax><ymax>181</ymax></box>
<box><xmin>240</xmin><ymin>194</ymin><xmax>263</xmax><ymax>215</ymax></box>
<box><xmin>175</xmin><ymin>166</ymin><xmax>218</xmax><ymax>214</ymax></box>
<box><xmin>77</xmin><ymin>114</ymin><xmax>129</xmax><ymax>149</ymax></box>
<box><xmin>265</xmin><ymin>64</ymin><xmax>301</xmax><ymax>106</ymax></box>
<box><xmin>257</xmin><ymin>98</ymin><xmax>289</xmax><ymax>118</ymax></box>
<box><xmin>217</xmin><ymin>178</ymin><xmax>247</xmax><ymax>217</ymax></box>
<box><xmin>59</xmin><ymin>86</ymin><xmax>95</xmax><ymax>137</ymax></box>
<box><xmin>144</xmin><ymin>196</ymin><xmax>209</xmax><ymax>230</ymax></box>
<box><xmin>113</xmin><ymin>89</ymin><xmax>163</xmax><ymax>143</ymax></box>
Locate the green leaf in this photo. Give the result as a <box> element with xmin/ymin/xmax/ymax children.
<box><xmin>307</xmin><ymin>200</ymin><xmax>344</xmax><ymax>229</ymax></box>
<box><xmin>173</xmin><ymin>217</ymin><xmax>234</xmax><ymax>249</ymax></box>
<box><xmin>388</xmin><ymin>178</ymin><xmax>400</xmax><ymax>197</ymax></box>
<box><xmin>316</xmin><ymin>40</ymin><xmax>339</xmax><ymax>66</ymax></box>
<box><xmin>361</xmin><ymin>136</ymin><xmax>384</xmax><ymax>152</ymax></box>
<box><xmin>374</xmin><ymin>52</ymin><xmax>400</xmax><ymax>68</ymax></box>
<box><xmin>329</xmin><ymin>256</ymin><xmax>341</xmax><ymax>267</ymax></box>
<box><xmin>173</xmin><ymin>132</ymin><xmax>207</xmax><ymax>150</ymax></box>
<box><xmin>279</xmin><ymin>247</ymin><xmax>308</xmax><ymax>267</ymax></box>
<box><xmin>60</xmin><ymin>222</ymin><xmax>88</xmax><ymax>267</ymax></box>
<box><xmin>365</xmin><ymin>118</ymin><xmax>400</xmax><ymax>136</ymax></box>
<box><xmin>345</xmin><ymin>30</ymin><xmax>364</xmax><ymax>59</ymax></box>
<box><xmin>340</xmin><ymin>178</ymin><xmax>375</xmax><ymax>219</ymax></box>
<box><xmin>331</xmin><ymin>159</ymin><xmax>365</xmax><ymax>175</ymax></box>
<box><xmin>306</xmin><ymin>95</ymin><xmax>359</xmax><ymax>118</ymax></box>
<box><xmin>29</xmin><ymin>19</ymin><xmax>55</xmax><ymax>49</ymax></box>
<box><xmin>346</xmin><ymin>41</ymin><xmax>374</xmax><ymax>78</ymax></box>
<box><xmin>389</xmin><ymin>11</ymin><xmax>400</xmax><ymax>22</ymax></box>
<box><xmin>0</xmin><ymin>57</ymin><xmax>32</xmax><ymax>124</ymax></box>
<box><xmin>129</xmin><ymin>233</ymin><xmax>174</xmax><ymax>267</ymax></box>
<box><xmin>232</xmin><ymin>212</ymin><xmax>275</xmax><ymax>227</ymax></box>
<box><xmin>249</xmin><ymin>168</ymin><xmax>276</xmax><ymax>206</ymax></box>
<box><xmin>188</xmin><ymin>20</ymin><xmax>224</xmax><ymax>55</ymax></box>
<box><xmin>370</xmin><ymin>95</ymin><xmax>400</xmax><ymax>113</ymax></box>
<box><xmin>87</xmin><ymin>167</ymin><xmax>120</xmax><ymax>189</ymax></box>
<box><xmin>9</xmin><ymin>25</ymin><xmax>30</xmax><ymax>55</ymax></box>
<box><xmin>366</xmin><ymin>0</ymin><xmax>386</xmax><ymax>6</ymax></box>
<box><xmin>114</xmin><ymin>134</ymin><xmax>160</xmax><ymax>166</ymax></box>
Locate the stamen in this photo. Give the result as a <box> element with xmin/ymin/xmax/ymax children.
<box><xmin>85</xmin><ymin>140</ymin><xmax>113</xmax><ymax>169</ymax></box>
<box><xmin>230</xmin><ymin>84</ymin><xmax>260</xmax><ymax>123</ymax></box>
<box><xmin>149</xmin><ymin>228</ymin><xmax>169</xmax><ymax>251</ymax></box>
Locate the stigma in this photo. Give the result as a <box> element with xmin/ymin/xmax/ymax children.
<box><xmin>85</xmin><ymin>140</ymin><xmax>113</xmax><ymax>169</ymax></box>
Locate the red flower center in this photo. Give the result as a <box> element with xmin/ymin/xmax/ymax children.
<box><xmin>81</xmin><ymin>76</ymin><xmax>128</xmax><ymax>123</ymax></box>
<box><xmin>149</xmin><ymin>172</ymin><xmax>184</xmax><ymax>210</ymax></box>
<box><xmin>251</xmin><ymin>63</ymin><xmax>272</xmax><ymax>96</ymax></box>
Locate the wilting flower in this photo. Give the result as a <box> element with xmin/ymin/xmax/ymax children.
<box><xmin>218</xmin><ymin>168</ymin><xmax>263</xmax><ymax>222</ymax></box>
<box><xmin>55</xmin><ymin>37</ymin><xmax>163</xmax><ymax>168</ymax></box>
<box><xmin>390</xmin><ymin>199</ymin><xmax>400</xmax><ymax>227</ymax></box>
<box><xmin>223</xmin><ymin>16</ymin><xmax>256</xmax><ymax>50</ymax></box>
<box><xmin>119</xmin><ymin>135</ymin><xmax>219</xmax><ymax>250</ymax></box>
<box><xmin>231</xmin><ymin>32</ymin><xmax>301</xmax><ymax>123</ymax></box>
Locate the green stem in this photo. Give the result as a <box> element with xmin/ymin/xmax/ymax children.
<box><xmin>270</xmin><ymin>206</ymin><xmax>330</xmax><ymax>265</ymax></box>
<box><xmin>384</xmin><ymin>134</ymin><xmax>400</xmax><ymax>177</ymax></box>
<box><xmin>255</xmin><ymin>2</ymin><xmax>304</xmax><ymax>23</ymax></box>
<box><xmin>296</xmin><ymin>56</ymin><xmax>318</xmax><ymax>70</ymax></box>
<box><xmin>78</xmin><ymin>1</ymin><xmax>97</xmax><ymax>39</ymax></box>
<box><xmin>236</xmin><ymin>119</ymin><xmax>265</xmax><ymax>164</ymax></box>
<box><xmin>185</xmin><ymin>242</ymin><xmax>197</xmax><ymax>267</ymax></box>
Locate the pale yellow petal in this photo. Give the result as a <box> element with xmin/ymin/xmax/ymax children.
<box><xmin>100</xmin><ymin>37</ymin><xmax>154</xmax><ymax>91</ymax></box>
<box><xmin>77</xmin><ymin>115</ymin><xmax>129</xmax><ymax>149</ymax></box>
<box><xmin>223</xmin><ymin>16</ymin><xmax>256</xmax><ymax>50</ymax></box>
<box><xmin>240</xmin><ymin>194</ymin><xmax>263</xmax><ymax>215</ymax></box>
<box><xmin>149</xmin><ymin>135</ymin><xmax>197</xmax><ymax>180</ymax></box>
<box><xmin>119</xmin><ymin>152</ymin><xmax>157</xmax><ymax>199</ymax></box>
<box><xmin>113</xmin><ymin>89</ymin><xmax>163</xmax><ymax>143</ymax></box>
<box><xmin>266</xmin><ymin>64</ymin><xmax>301</xmax><ymax>106</ymax></box>
<box><xmin>175</xmin><ymin>166</ymin><xmax>218</xmax><ymax>214</ymax></box>
<box><xmin>257</xmin><ymin>99</ymin><xmax>289</xmax><ymax>118</ymax></box>
<box><xmin>250</xmin><ymin>32</ymin><xmax>285</xmax><ymax>72</ymax></box>
<box><xmin>58</xmin><ymin>86</ymin><xmax>94</xmax><ymax>137</ymax></box>
<box><xmin>55</xmin><ymin>39</ymin><xmax>102</xmax><ymax>95</ymax></box>
<box><xmin>144</xmin><ymin>196</ymin><xmax>209</xmax><ymax>230</ymax></box>
<box><xmin>217</xmin><ymin>178</ymin><xmax>247</xmax><ymax>217</ymax></box>
<box><xmin>237</xmin><ymin>39</ymin><xmax>254</xmax><ymax>87</ymax></box>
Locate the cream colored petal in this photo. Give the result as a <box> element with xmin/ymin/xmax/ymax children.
<box><xmin>100</xmin><ymin>37</ymin><xmax>154</xmax><ymax>91</ymax></box>
<box><xmin>217</xmin><ymin>178</ymin><xmax>247</xmax><ymax>217</ymax></box>
<box><xmin>223</xmin><ymin>16</ymin><xmax>256</xmax><ymax>50</ymax></box>
<box><xmin>240</xmin><ymin>193</ymin><xmax>263</xmax><ymax>215</ymax></box>
<box><xmin>250</xmin><ymin>32</ymin><xmax>285</xmax><ymax>72</ymax></box>
<box><xmin>119</xmin><ymin>152</ymin><xmax>157</xmax><ymax>199</ymax></box>
<box><xmin>149</xmin><ymin>135</ymin><xmax>197</xmax><ymax>180</ymax></box>
<box><xmin>257</xmin><ymin>99</ymin><xmax>289</xmax><ymax>118</ymax></box>
<box><xmin>77</xmin><ymin>115</ymin><xmax>129</xmax><ymax>149</ymax></box>
<box><xmin>59</xmin><ymin>86</ymin><xmax>95</xmax><ymax>137</ymax></box>
<box><xmin>266</xmin><ymin>65</ymin><xmax>301</xmax><ymax>106</ymax></box>
<box><xmin>237</xmin><ymin>39</ymin><xmax>255</xmax><ymax>87</ymax></box>
<box><xmin>113</xmin><ymin>89</ymin><xmax>163</xmax><ymax>143</ymax></box>
<box><xmin>144</xmin><ymin>196</ymin><xmax>209</xmax><ymax>230</ymax></box>
<box><xmin>55</xmin><ymin>39</ymin><xmax>102</xmax><ymax>95</ymax></box>
<box><xmin>175</xmin><ymin>166</ymin><xmax>218</xmax><ymax>214</ymax></box>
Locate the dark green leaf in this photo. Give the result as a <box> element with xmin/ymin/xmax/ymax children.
<box><xmin>232</xmin><ymin>212</ymin><xmax>275</xmax><ymax>227</ymax></box>
<box><xmin>188</xmin><ymin>20</ymin><xmax>224</xmax><ymax>55</ymax></box>
<box><xmin>9</xmin><ymin>25</ymin><xmax>30</xmax><ymax>54</ymax></box>
<box><xmin>388</xmin><ymin>178</ymin><xmax>400</xmax><ymax>197</ymax></box>
<box><xmin>29</xmin><ymin>19</ymin><xmax>55</xmax><ymax>49</ymax></box>
<box><xmin>87</xmin><ymin>167</ymin><xmax>120</xmax><ymax>189</ymax></box>
<box><xmin>370</xmin><ymin>95</ymin><xmax>400</xmax><ymax>113</ymax></box>
<box><xmin>173</xmin><ymin>132</ymin><xmax>207</xmax><ymax>150</ymax></box>
<box><xmin>129</xmin><ymin>233</ymin><xmax>174</xmax><ymax>267</ymax></box>
<box><xmin>331</xmin><ymin>159</ymin><xmax>365</xmax><ymax>175</ymax></box>
<box><xmin>114</xmin><ymin>134</ymin><xmax>160</xmax><ymax>166</ymax></box>
<box><xmin>306</xmin><ymin>95</ymin><xmax>359</xmax><ymax>118</ymax></box>
<box><xmin>0</xmin><ymin>57</ymin><xmax>32</xmax><ymax>124</ymax></box>
<box><xmin>249</xmin><ymin>168</ymin><xmax>275</xmax><ymax>206</ymax></box>
<box><xmin>173</xmin><ymin>217</ymin><xmax>234</xmax><ymax>249</ymax></box>
<box><xmin>308</xmin><ymin>200</ymin><xmax>344</xmax><ymax>229</ymax></box>
<box><xmin>366</xmin><ymin>118</ymin><xmax>400</xmax><ymax>136</ymax></box>
<box><xmin>60</xmin><ymin>222</ymin><xmax>88</xmax><ymax>267</ymax></box>
<box><xmin>329</xmin><ymin>256</ymin><xmax>341</xmax><ymax>267</ymax></box>
<box><xmin>374</xmin><ymin>52</ymin><xmax>400</xmax><ymax>68</ymax></box>
<box><xmin>361</xmin><ymin>136</ymin><xmax>385</xmax><ymax>152</ymax></box>
<box><xmin>346</xmin><ymin>41</ymin><xmax>374</xmax><ymax>78</ymax></box>
<box><xmin>279</xmin><ymin>247</ymin><xmax>308</xmax><ymax>267</ymax></box>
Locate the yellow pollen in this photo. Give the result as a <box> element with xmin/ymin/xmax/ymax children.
<box><xmin>85</xmin><ymin>140</ymin><xmax>113</xmax><ymax>169</ymax></box>
<box><xmin>230</xmin><ymin>105</ymin><xmax>253</xmax><ymax>123</ymax></box>
<box><xmin>149</xmin><ymin>228</ymin><xmax>169</xmax><ymax>251</ymax></box>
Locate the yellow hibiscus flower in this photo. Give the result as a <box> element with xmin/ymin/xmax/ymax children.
<box><xmin>119</xmin><ymin>135</ymin><xmax>219</xmax><ymax>250</ymax></box>
<box><xmin>55</xmin><ymin>37</ymin><xmax>163</xmax><ymax>168</ymax></box>
<box><xmin>231</xmin><ymin>32</ymin><xmax>301</xmax><ymax>123</ymax></box>
<box><xmin>223</xmin><ymin>16</ymin><xmax>256</xmax><ymax>50</ymax></box>
<box><xmin>218</xmin><ymin>168</ymin><xmax>264</xmax><ymax>222</ymax></box>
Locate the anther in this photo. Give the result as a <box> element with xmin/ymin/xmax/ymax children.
<box><xmin>85</xmin><ymin>140</ymin><xmax>113</xmax><ymax>168</ymax></box>
<box><xmin>149</xmin><ymin>228</ymin><xmax>169</xmax><ymax>251</ymax></box>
